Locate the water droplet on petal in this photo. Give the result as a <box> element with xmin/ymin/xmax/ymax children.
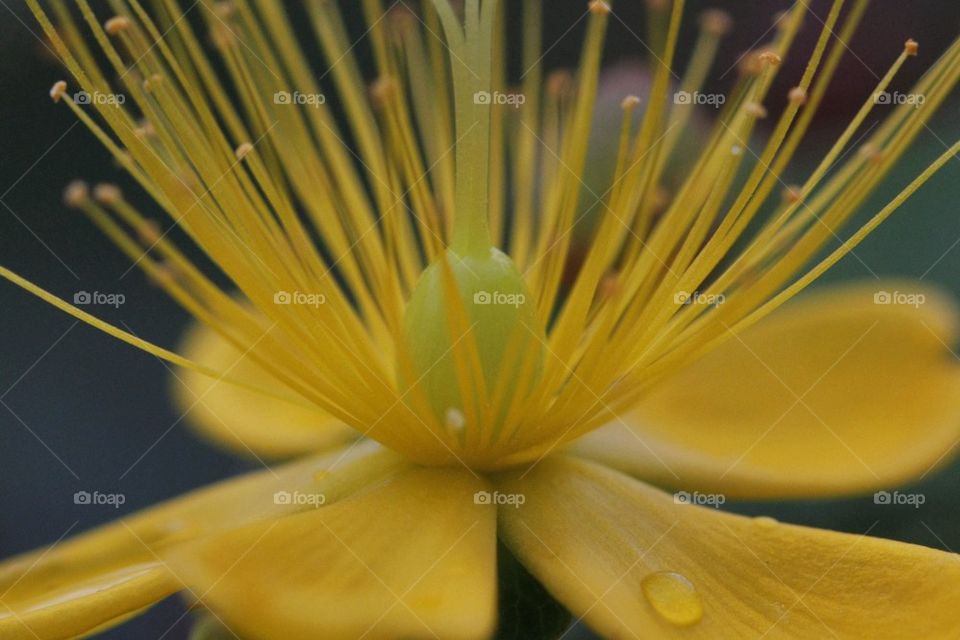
<box><xmin>641</xmin><ymin>571</ymin><xmax>704</xmax><ymax>626</ymax></box>
<box><xmin>445</xmin><ymin>407</ymin><xmax>466</xmax><ymax>431</ymax></box>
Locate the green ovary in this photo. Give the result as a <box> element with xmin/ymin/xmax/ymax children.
<box><xmin>402</xmin><ymin>247</ymin><xmax>546</xmax><ymax>427</ymax></box>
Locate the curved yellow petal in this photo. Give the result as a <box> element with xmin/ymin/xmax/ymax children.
<box><xmin>572</xmin><ymin>281</ymin><xmax>960</xmax><ymax>498</ymax></box>
<box><xmin>0</xmin><ymin>565</ymin><xmax>173</xmax><ymax>640</ymax></box>
<box><xmin>165</xmin><ymin>467</ymin><xmax>497</xmax><ymax>640</ymax></box>
<box><xmin>0</xmin><ymin>442</ymin><xmax>396</xmax><ymax>639</ymax></box>
<box><xmin>173</xmin><ymin>320</ymin><xmax>356</xmax><ymax>459</ymax></box>
<box><xmin>499</xmin><ymin>456</ymin><xmax>960</xmax><ymax>639</ymax></box>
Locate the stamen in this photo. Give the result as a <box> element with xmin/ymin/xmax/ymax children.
<box><xmin>744</xmin><ymin>102</ymin><xmax>768</xmax><ymax>118</ymax></box>
<box><xmin>136</xmin><ymin>219</ymin><xmax>163</xmax><ymax>248</ymax></box>
<box><xmin>63</xmin><ymin>180</ymin><xmax>89</xmax><ymax>208</ymax></box>
<box><xmin>234</xmin><ymin>142</ymin><xmax>253</xmax><ymax>161</ymax></box>
<box><xmin>782</xmin><ymin>185</ymin><xmax>804</xmax><ymax>204</ymax></box>
<box><xmin>368</xmin><ymin>76</ymin><xmax>398</xmax><ymax>108</ymax></box>
<box><xmin>588</xmin><ymin>1</ymin><xmax>611</xmax><ymax>15</ymax></box>
<box><xmin>599</xmin><ymin>273</ymin><xmax>622</xmax><ymax>300</ymax></box>
<box><xmin>758</xmin><ymin>51</ymin><xmax>782</xmax><ymax>66</ymax></box>
<box><xmin>699</xmin><ymin>9</ymin><xmax>733</xmax><ymax>36</ymax></box>
<box><xmin>546</xmin><ymin>70</ymin><xmax>574</xmax><ymax>100</ymax></box>
<box><xmin>738</xmin><ymin>51</ymin><xmax>766</xmax><ymax>76</ymax></box>
<box><xmin>133</xmin><ymin>121</ymin><xmax>156</xmax><ymax>140</ymax></box>
<box><xmin>859</xmin><ymin>143</ymin><xmax>885</xmax><ymax>164</ymax></box>
<box><xmin>147</xmin><ymin>260</ymin><xmax>179</xmax><ymax>288</ymax></box>
<box><xmin>787</xmin><ymin>86</ymin><xmax>808</xmax><ymax>105</ymax></box>
<box><xmin>104</xmin><ymin>16</ymin><xmax>131</xmax><ymax>35</ymax></box>
<box><xmin>49</xmin><ymin>80</ymin><xmax>67</xmax><ymax>103</ymax></box>
<box><xmin>92</xmin><ymin>183</ymin><xmax>122</xmax><ymax>206</ymax></box>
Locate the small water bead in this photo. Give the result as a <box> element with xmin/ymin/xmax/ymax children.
<box><xmin>445</xmin><ymin>407</ymin><xmax>466</xmax><ymax>432</ymax></box>
<box><xmin>641</xmin><ymin>571</ymin><xmax>704</xmax><ymax>626</ymax></box>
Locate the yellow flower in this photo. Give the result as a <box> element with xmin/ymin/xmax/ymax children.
<box><xmin>3</xmin><ymin>0</ymin><xmax>960</xmax><ymax>638</ymax></box>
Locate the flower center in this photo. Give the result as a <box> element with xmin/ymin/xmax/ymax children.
<box><xmin>391</xmin><ymin>0</ymin><xmax>551</xmax><ymax>468</ymax></box>
<box><xmin>400</xmin><ymin>246</ymin><xmax>547</xmax><ymax>453</ymax></box>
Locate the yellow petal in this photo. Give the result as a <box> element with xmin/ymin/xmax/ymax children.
<box><xmin>499</xmin><ymin>456</ymin><xmax>960</xmax><ymax>639</ymax></box>
<box><xmin>165</xmin><ymin>467</ymin><xmax>497</xmax><ymax>640</ymax></box>
<box><xmin>572</xmin><ymin>281</ymin><xmax>960</xmax><ymax>498</ymax></box>
<box><xmin>174</xmin><ymin>319</ymin><xmax>356</xmax><ymax>459</ymax></box>
<box><xmin>0</xmin><ymin>565</ymin><xmax>173</xmax><ymax>640</ymax></box>
<box><xmin>0</xmin><ymin>442</ymin><xmax>396</xmax><ymax>639</ymax></box>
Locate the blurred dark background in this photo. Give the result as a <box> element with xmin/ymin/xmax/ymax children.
<box><xmin>1</xmin><ymin>1</ymin><xmax>958</xmax><ymax>638</ymax></box>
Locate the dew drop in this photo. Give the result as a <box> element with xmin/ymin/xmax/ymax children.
<box><xmin>445</xmin><ymin>407</ymin><xmax>466</xmax><ymax>432</ymax></box>
<box><xmin>641</xmin><ymin>571</ymin><xmax>704</xmax><ymax>626</ymax></box>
